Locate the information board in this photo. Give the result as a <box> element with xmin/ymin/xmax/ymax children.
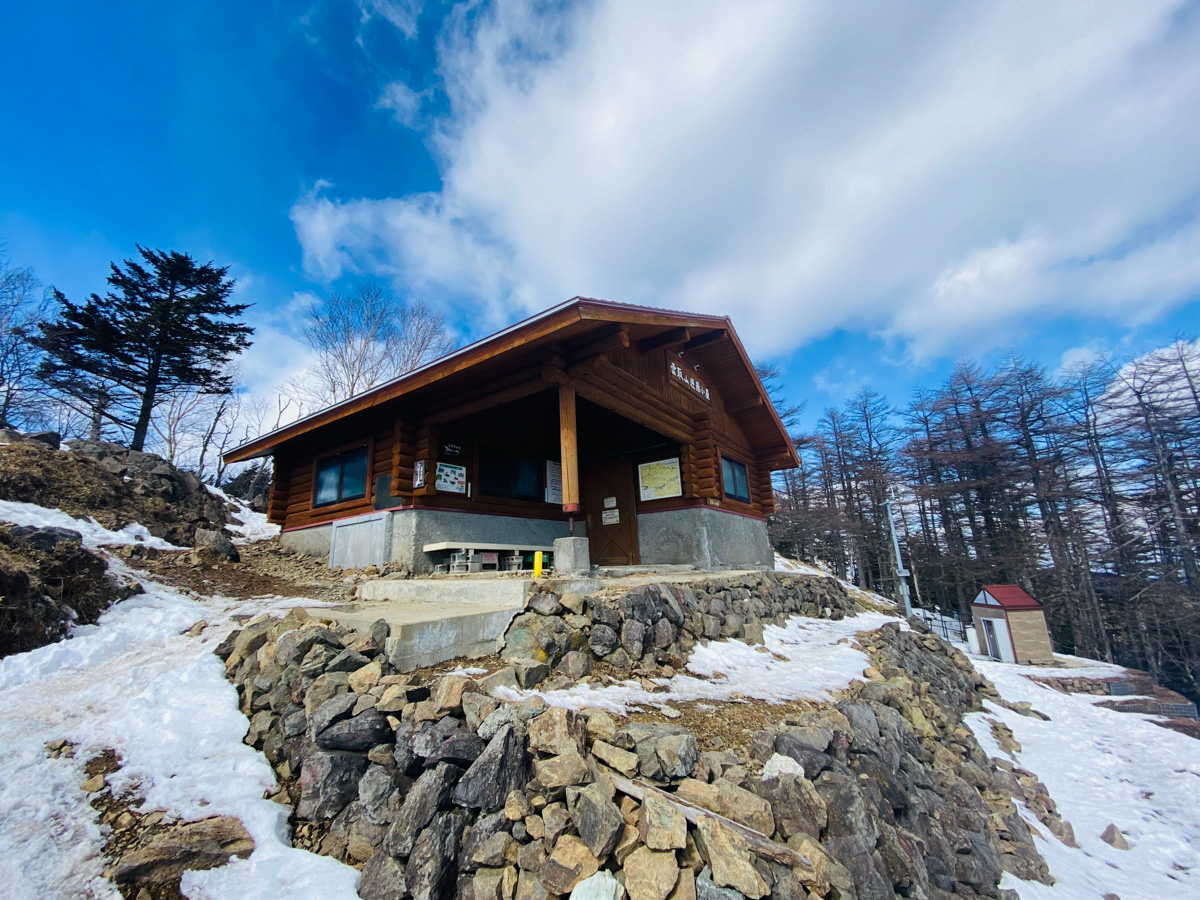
<box><xmin>544</xmin><ymin>460</ymin><xmax>563</xmax><ymax>504</ymax></box>
<box><xmin>637</xmin><ymin>458</ymin><xmax>683</xmax><ymax>501</ymax></box>
<box><xmin>435</xmin><ymin>462</ymin><xmax>467</xmax><ymax>494</ymax></box>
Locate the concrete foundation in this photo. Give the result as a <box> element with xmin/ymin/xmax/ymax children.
<box><xmin>636</xmin><ymin>506</ymin><xmax>772</xmax><ymax>569</ymax></box>
<box><xmin>280</xmin><ymin>523</ymin><xmax>334</xmax><ymax>558</ymax></box>
<box><xmin>393</xmin><ymin>509</ymin><xmax>583</xmax><ymax>574</ymax></box>
<box><xmin>284</xmin><ymin>505</ymin><xmax>771</xmax><ymax>572</ymax></box>
<box><xmin>553</xmin><ymin>537</ymin><xmax>591</xmax><ymax>575</ymax></box>
<box><xmin>281</xmin><ymin>509</ymin><xmax>584</xmax><ymax>573</ymax></box>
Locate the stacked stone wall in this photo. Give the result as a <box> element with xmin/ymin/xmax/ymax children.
<box><xmin>219</xmin><ymin>574</ymin><xmax>1056</xmax><ymax>900</ymax></box>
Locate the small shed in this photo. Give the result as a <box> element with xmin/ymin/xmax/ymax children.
<box><xmin>971</xmin><ymin>585</ymin><xmax>1055</xmax><ymax>665</ymax></box>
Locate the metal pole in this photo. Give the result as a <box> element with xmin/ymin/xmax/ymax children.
<box><xmin>885</xmin><ymin>493</ymin><xmax>913</xmax><ymax>618</ymax></box>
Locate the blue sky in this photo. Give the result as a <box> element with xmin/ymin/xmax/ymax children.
<box><xmin>3</xmin><ymin>1</ymin><xmax>1200</xmax><ymax>432</ymax></box>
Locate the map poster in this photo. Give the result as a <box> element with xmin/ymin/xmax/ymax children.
<box><xmin>637</xmin><ymin>457</ymin><xmax>683</xmax><ymax>501</ymax></box>
<box><xmin>545</xmin><ymin>460</ymin><xmax>563</xmax><ymax>505</ymax></box>
<box><xmin>435</xmin><ymin>462</ymin><xmax>467</xmax><ymax>494</ymax></box>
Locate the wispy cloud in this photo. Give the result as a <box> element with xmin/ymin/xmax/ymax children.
<box><xmin>357</xmin><ymin>0</ymin><xmax>423</xmax><ymax>40</ymax></box>
<box><xmin>291</xmin><ymin>0</ymin><xmax>1200</xmax><ymax>358</ymax></box>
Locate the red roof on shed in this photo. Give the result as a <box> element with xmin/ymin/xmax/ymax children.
<box><xmin>973</xmin><ymin>585</ymin><xmax>1042</xmax><ymax>611</ymax></box>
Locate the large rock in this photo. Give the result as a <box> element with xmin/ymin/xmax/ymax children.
<box><xmin>640</xmin><ymin>790</ymin><xmax>686</xmax><ymax>850</ymax></box>
<box><xmin>588</xmin><ymin>624</ymin><xmax>619</xmax><ymax>657</ymax></box>
<box><xmin>591</xmin><ymin>740</ymin><xmax>639</xmax><ymax>777</ymax></box>
<box><xmin>695</xmin><ymin>867</ymin><xmax>744</xmax><ymax>900</ymax></box>
<box><xmin>772</xmin><ymin>734</ymin><xmax>832</xmax><ymax>779</ymax></box>
<box><xmin>538</xmin><ymin>835</ymin><xmax>600</xmax><ymax>895</ymax></box>
<box><xmin>405</xmin><ymin>810</ymin><xmax>469</xmax><ymax>900</ymax></box>
<box><xmin>359</xmin><ymin>764</ymin><xmax>406</xmax><ymax>825</ymax></box>
<box><xmin>112</xmin><ymin>816</ymin><xmax>254</xmax><ymax>886</ymax></box>
<box><xmin>624</xmin><ymin>846</ymin><xmax>680</xmax><ymax>900</ymax></box>
<box><xmin>502</xmin><ymin>613</ymin><xmax>576</xmax><ymax>665</ymax></box>
<box><xmin>461</xmin><ymin>810</ymin><xmax>514</xmax><ymax>873</ymax></box>
<box><xmin>316</xmin><ymin>708</ymin><xmax>394</xmax><ymax>751</ymax></box>
<box><xmin>384</xmin><ymin>762</ymin><xmax>461</xmax><ymax>857</ymax></box>
<box><xmin>194</xmin><ymin>527</ymin><xmax>240</xmax><ymax>562</ymax></box>
<box><xmin>676</xmin><ymin>779</ymin><xmax>774</xmax><ymax>837</ymax></box>
<box><xmin>568</xmin><ymin>870</ymin><xmax>624</xmax><ymax>900</ymax></box>
<box><xmin>533</xmin><ymin>751</ymin><xmax>590</xmax><ymax>789</ymax></box>
<box><xmin>556</xmin><ymin>651</ymin><xmax>593</xmax><ymax>680</ymax></box>
<box><xmin>424</xmin><ymin>731</ymin><xmax>486</xmax><ymax>768</ymax></box>
<box><xmin>359</xmin><ymin>850</ymin><xmax>408</xmax><ymax>900</ymax></box>
<box><xmin>751</xmin><ymin>774</ymin><xmax>827</xmax><ymax>839</ymax></box>
<box><xmin>695</xmin><ymin>817</ymin><xmax>769</xmax><ymax>899</ymax></box>
<box><xmin>656</xmin><ymin>733</ymin><xmax>699</xmax><ymax>779</ymax></box>
<box><xmin>569</xmin><ymin>783</ymin><xmax>623</xmax><ymax>859</ymax></box>
<box><xmin>297</xmin><ymin>751</ymin><xmax>369</xmax><ymax>820</ymax></box>
<box><xmin>528</xmin><ymin>707</ymin><xmax>587</xmax><ymax>756</ymax></box>
<box><xmin>434</xmin><ymin>674</ymin><xmax>481</xmax><ymax>716</ymax></box>
<box><xmin>621</xmin><ymin>620</ymin><xmax>648</xmax><ymax>658</ymax></box>
<box><xmin>454</xmin><ymin>724</ymin><xmax>530</xmax><ymax>811</ymax></box>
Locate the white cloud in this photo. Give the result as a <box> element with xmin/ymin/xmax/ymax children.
<box><xmin>292</xmin><ymin>0</ymin><xmax>1200</xmax><ymax>358</ymax></box>
<box><xmin>357</xmin><ymin>0</ymin><xmax>423</xmax><ymax>40</ymax></box>
<box><xmin>376</xmin><ymin>81</ymin><xmax>427</xmax><ymax>127</ymax></box>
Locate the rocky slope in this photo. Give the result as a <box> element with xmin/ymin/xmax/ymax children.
<box><xmin>216</xmin><ymin>575</ymin><xmax>1060</xmax><ymax>900</ymax></box>
<box><xmin>0</xmin><ymin>428</ymin><xmax>234</xmax><ymax>659</ymax></box>
<box><xmin>0</xmin><ymin>429</ymin><xmax>230</xmax><ymax>546</ymax></box>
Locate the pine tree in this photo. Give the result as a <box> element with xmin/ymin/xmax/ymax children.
<box><xmin>34</xmin><ymin>246</ymin><xmax>252</xmax><ymax>451</ymax></box>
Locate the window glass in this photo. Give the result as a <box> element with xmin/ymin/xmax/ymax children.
<box><xmin>339</xmin><ymin>447</ymin><xmax>368</xmax><ymax>501</ymax></box>
<box><xmin>314</xmin><ymin>446</ymin><xmax>369</xmax><ymax>506</ymax></box>
<box><xmin>480</xmin><ymin>449</ymin><xmax>543</xmax><ymax>501</ymax></box>
<box><xmin>722</xmin><ymin>456</ymin><xmax>750</xmax><ymax>503</ymax></box>
<box><xmin>315</xmin><ymin>459</ymin><xmax>341</xmax><ymax>506</ymax></box>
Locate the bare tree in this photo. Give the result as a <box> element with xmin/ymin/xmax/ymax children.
<box><xmin>0</xmin><ymin>252</ymin><xmax>51</xmax><ymax>427</ymax></box>
<box><xmin>301</xmin><ymin>282</ymin><xmax>455</xmax><ymax>406</ymax></box>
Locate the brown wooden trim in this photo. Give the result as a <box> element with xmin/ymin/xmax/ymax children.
<box><xmin>683</xmin><ymin>329</ymin><xmax>727</xmax><ymax>350</ymax></box>
<box><xmin>638</xmin><ymin>327</ymin><xmax>690</xmax><ymax>353</ymax></box>
<box><xmin>559</xmin><ymin>382</ymin><xmax>580</xmax><ymax>513</ymax></box>
<box><xmin>567</xmin><ymin>324</ymin><xmax>629</xmax><ymax>363</ymax></box>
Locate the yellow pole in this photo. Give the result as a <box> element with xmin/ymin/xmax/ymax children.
<box><xmin>533</xmin><ymin>551</ymin><xmax>543</xmax><ymax>578</ymax></box>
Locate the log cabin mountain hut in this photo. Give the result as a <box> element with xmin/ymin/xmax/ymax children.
<box><xmin>971</xmin><ymin>584</ymin><xmax>1056</xmax><ymax>665</ymax></box>
<box><xmin>224</xmin><ymin>298</ymin><xmax>799</xmax><ymax>574</ymax></box>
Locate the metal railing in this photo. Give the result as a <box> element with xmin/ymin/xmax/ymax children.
<box><xmin>913</xmin><ymin>608</ymin><xmax>967</xmax><ymax>643</ymax></box>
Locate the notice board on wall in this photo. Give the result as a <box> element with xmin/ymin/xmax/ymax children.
<box><xmin>545</xmin><ymin>460</ymin><xmax>563</xmax><ymax>505</ymax></box>
<box><xmin>435</xmin><ymin>462</ymin><xmax>467</xmax><ymax>494</ymax></box>
<box><xmin>637</xmin><ymin>458</ymin><xmax>683</xmax><ymax>501</ymax></box>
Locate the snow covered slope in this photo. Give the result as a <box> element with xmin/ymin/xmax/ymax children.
<box><xmin>967</xmin><ymin>655</ymin><xmax>1200</xmax><ymax>900</ymax></box>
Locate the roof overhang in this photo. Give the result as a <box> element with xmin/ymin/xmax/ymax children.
<box><xmin>224</xmin><ymin>297</ymin><xmax>799</xmax><ymax>468</ymax></box>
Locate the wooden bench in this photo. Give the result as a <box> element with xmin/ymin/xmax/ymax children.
<box><xmin>422</xmin><ymin>541</ymin><xmax>555</xmax><ymax>574</ymax></box>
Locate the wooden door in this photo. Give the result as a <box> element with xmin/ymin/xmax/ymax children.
<box><xmin>582</xmin><ymin>455</ymin><xmax>639</xmax><ymax>565</ymax></box>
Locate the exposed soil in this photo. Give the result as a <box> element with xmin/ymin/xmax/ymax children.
<box><xmin>119</xmin><ymin>537</ymin><xmax>357</xmax><ymax>605</ymax></box>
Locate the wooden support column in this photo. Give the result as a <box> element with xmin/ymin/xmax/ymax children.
<box><xmin>559</xmin><ymin>382</ymin><xmax>580</xmax><ymax>514</ymax></box>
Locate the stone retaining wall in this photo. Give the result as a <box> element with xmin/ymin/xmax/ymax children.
<box><xmin>220</xmin><ymin>573</ymin><xmax>1053</xmax><ymax>900</ymax></box>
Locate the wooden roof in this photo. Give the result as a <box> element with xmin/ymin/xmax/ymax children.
<box><xmin>225</xmin><ymin>297</ymin><xmax>798</xmax><ymax>466</ymax></box>
<box><xmin>973</xmin><ymin>585</ymin><xmax>1042</xmax><ymax>611</ymax></box>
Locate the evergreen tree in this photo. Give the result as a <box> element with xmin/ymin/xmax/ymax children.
<box><xmin>34</xmin><ymin>246</ymin><xmax>252</xmax><ymax>451</ymax></box>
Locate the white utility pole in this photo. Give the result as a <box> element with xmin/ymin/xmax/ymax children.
<box><xmin>884</xmin><ymin>489</ymin><xmax>913</xmax><ymax>618</ymax></box>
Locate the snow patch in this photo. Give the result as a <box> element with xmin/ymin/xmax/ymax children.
<box><xmin>0</xmin><ymin>558</ymin><xmax>359</xmax><ymax>900</ymax></box>
<box><xmin>495</xmin><ymin>611</ymin><xmax>901</xmax><ymax>715</ymax></box>
<box><xmin>0</xmin><ymin>499</ymin><xmax>179</xmax><ymax>550</ymax></box>
<box><xmin>204</xmin><ymin>484</ymin><xmax>280</xmax><ymax>544</ymax></box>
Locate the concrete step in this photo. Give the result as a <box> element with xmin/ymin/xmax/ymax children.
<box><xmin>306</xmin><ymin>597</ymin><xmax>525</xmax><ymax>673</ymax></box>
